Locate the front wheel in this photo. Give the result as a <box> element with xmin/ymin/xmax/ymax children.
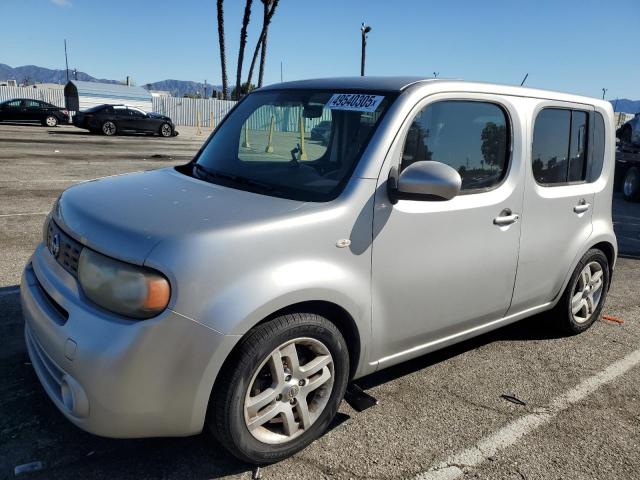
<box><xmin>43</xmin><ymin>115</ymin><xmax>58</xmax><ymax>127</ymax></box>
<box><xmin>101</xmin><ymin>120</ymin><xmax>117</xmax><ymax>136</ymax></box>
<box><xmin>159</xmin><ymin>122</ymin><xmax>173</xmax><ymax>137</ymax></box>
<box><xmin>552</xmin><ymin>249</ymin><xmax>610</xmax><ymax>335</ymax></box>
<box><xmin>209</xmin><ymin>313</ymin><xmax>350</xmax><ymax>464</ymax></box>
<box><xmin>623</xmin><ymin>167</ymin><xmax>640</xmax><ymax>201</ymax></box>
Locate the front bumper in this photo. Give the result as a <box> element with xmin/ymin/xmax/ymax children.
<box><xmin>21</xmin><ymin>243</ymin><xmax>235</xmax><ymax>438</ymax></box>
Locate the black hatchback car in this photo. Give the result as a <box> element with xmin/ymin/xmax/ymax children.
<box><xmin>0</xmin><ymin>98</ymin><xmax>69</xmax><ymax>126</ymax></box>
<box><xmin>73</xmin><ymin>104</ymin><xmax>176</xmax><ymax>136</ymax></box>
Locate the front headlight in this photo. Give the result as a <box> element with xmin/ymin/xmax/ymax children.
<box><xmin>78</xmin><ymin>248</ymin><xmax>171</xmax><ymax>319</ymax></box>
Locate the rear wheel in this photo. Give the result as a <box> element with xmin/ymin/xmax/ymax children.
<box><xmin>209</xmin><ymin>313</ymin><xmax>349</xmax><ymax>464</ymax></box>
<box><xmin>101</xmin><ymin>121</ymin><xmax>117</xmax><ymax>136</ymax></box>
<box><xmin>623</xmin><ymin>167</ymin><xmax>640</xmax><ymax>201</ymax></box>
<box><xmin>159</xmin><ymin>123</ymin><xmax>173</xmax><ymax>137</ymax></box>
<box><xmin>43</xmin><ymin>115</ymin><xmax>58</xmax><ymax>127</ymax></box>
<box><xmin>552</xmin><ymin>249</ymin><xmax>609</xmax><ymax>335</ymax></box>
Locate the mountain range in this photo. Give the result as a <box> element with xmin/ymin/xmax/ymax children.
<box><xmin>1</xmin><ymin>64</ymin><xmax>638</xmax><ymax>111</ymax></box>
<box><xmin>0</xmin><ymin>64</ymin><xmax>220</xmax><ymax>98</ymax></box>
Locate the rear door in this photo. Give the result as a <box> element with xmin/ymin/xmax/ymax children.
<box><xmin>509</xmin><ymin>102</ymin><xmax>596</xmax><ymax>312</ymax></box>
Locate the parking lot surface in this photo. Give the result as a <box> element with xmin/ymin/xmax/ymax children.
<box><xmin>1</xmin><ymin>124</ymin><xmax>639</xmax><ymax>479</ymax></box>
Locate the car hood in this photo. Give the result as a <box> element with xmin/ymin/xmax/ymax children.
<box><xmin>54</xmin><ymin>167</ymin><xmax>306</xmax><ymax>265</ymax></box>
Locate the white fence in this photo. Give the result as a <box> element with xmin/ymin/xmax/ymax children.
<box><xmin>152</xmin><ymin>96</ymin><xmax>236</xmax><ymax>127</ymax></box>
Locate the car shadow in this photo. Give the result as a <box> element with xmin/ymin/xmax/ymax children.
<box><xmin>1</xmin><ymin>286</ymin><xmax>563</xmax><ymax>479</ymax></box>
<box><xmin>355</xmin><ymin>312</ymin><xmax>562</xmax><ymax>391</ymax></box>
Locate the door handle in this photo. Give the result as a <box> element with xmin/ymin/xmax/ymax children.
<box><xmin>493</xmin><ymin>209</ymin><xmax>520</xmax><ymax>226</ymax></box>
<box><xmin>573</xmin><ymin>201</ymin><xmax>590</xmax><ymax>214</ymax></box>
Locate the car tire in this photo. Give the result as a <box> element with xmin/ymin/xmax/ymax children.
<box><xmin>622</xmin><ymin>167</ymin><xmax>640</xmax><ymax>202</ymax></box>
<box><xmin>552</xmin><ymin>249</ymin><xmax>610</xmax><ymax>335</ymax></box>
<box><xmin>101</xmin><ymin>121</ymin><xmax>117</xmax><ymax>136</ymax></box>
<box><xmin>159</xmin><ymin>123</ymin><xmax>173</xmax><ymax>137</ymax></box>
<box><xmin>209</xmin><ymin>313</ymin><xmax>350</xmax><ymax>465</ymax></box>
<box><xmin>43</xmin><ymin>115</ymin><xmax>58</xmax><ymax>127</ymax></box>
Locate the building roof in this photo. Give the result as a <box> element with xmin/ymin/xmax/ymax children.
<box><xmin>65</xmin><ymin>80</ymin><xmax>152</xmax><ymax>101</ymax></box>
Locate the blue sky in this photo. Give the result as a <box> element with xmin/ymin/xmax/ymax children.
<box><xmin>1</xmin><ymin>0</ymin><xmax>639</xmax><ymax>99</ymax></box>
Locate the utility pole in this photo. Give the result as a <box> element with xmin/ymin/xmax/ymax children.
<box><xmin>204</xmin><ymin>79</ymin><xmax>207</xmax><ymax>98</ymax></box>
<box><xmin>360</xmin><ymin>22</ymin><xmax>371</xmax><ymax>76</ymax></box>
<box><xmin>602</xmin><ymin>88</ymin><xmax>608</xmax><ymax>100</ymax></box>
<box><xmin>520</xmin><ymin>73</ymin><xmax>528</xmax><ymax>86</ymax></box>
<box><xmin>64</xmin><ymin>39</ymin><xmax>69</xmax><ymax>83</ymax></box>
<box><xmin>280</xmin><ymin>61</ymin><xmax>283</xmax><ymax>82</ymax></box>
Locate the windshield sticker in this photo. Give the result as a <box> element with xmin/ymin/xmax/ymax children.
<box><xmin>326</xmin><ymin>93</ymin><xmax>385</xmax><ymax>112</ymax></box>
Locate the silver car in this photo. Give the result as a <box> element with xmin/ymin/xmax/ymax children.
<box><xmin>21</xmin><ymin>77</ymin><xmax>617</xmax><ymax>464</ymax></box>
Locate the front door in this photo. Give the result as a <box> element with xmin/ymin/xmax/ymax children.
<box><xmin>371</xmin><ymin>94</ymin><xmax>525</xmax><ymax>365</ymax></box>
<box><xmin>509</xmin><ymin>103</ymin><xmax>596</xmax><ymax>313</ymax></box>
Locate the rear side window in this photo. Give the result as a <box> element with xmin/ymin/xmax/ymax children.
<box><xmin>532</xmin><ymin>107</ymin><xmax>594</xmax><ymax>185</ymax></box>
<box><xmin>588</xmin><ymin>113</ymin><xmax>606</xmax><ymax>182</ymax></box>
<box><xmin>401</xmin><ymin>101</ymin><xmax>510</xmax><ymax>191</ymax></box>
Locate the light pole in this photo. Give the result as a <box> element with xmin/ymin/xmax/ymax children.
<box><xmin>602</xmin><ymin>88</ymin><xmax>608</xmax><ymax>100</ymax></box>
<box><xmin>360</xmin><ymin>22</ymin><xmax>371</xmax><ymax>76</ymax></box>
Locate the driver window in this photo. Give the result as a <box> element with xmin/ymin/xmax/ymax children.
<box><xmin>402</xmin><ymin>100</ymin><xmax>510</xmax><ymax>191</ymax></box>
<box><xmin>238</xmin><ymin>105</ymin><xmax>332</xmax><ymax>163</ymax></box>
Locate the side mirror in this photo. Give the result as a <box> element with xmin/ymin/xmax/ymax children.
<box><xmin>388</xmin><ymin>161</ymin><xmax>462</xmax><ymax>204</ymax></box>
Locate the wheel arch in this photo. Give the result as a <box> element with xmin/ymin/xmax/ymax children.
<box><xmin>202</xmin><ymin>300</ymin><xmax>363</xmax><ymax>435</ymax></box>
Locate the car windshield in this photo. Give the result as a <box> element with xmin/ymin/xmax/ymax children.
<box><xmin>192</xmin><ymin>89</ymin><xmax>395</xmax><ymax>201</ymax></box>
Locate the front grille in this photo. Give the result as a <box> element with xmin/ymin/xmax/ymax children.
<box><xmin>45</xmin><ymin>220</ymin><xmax>84</xmax><ymax>277</ymax></box>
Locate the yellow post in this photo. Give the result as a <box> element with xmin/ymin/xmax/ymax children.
<box><xmin>196</xmin><ymin>111</ymin><xmax>202</xmax><ymax>135</ymax></box>
<box><xmin>298</xmin><ymin>115</ymin><xmax>308</xmax><ymax>160</ymax></box>
<box><xmin>210</xmin><ymin>111</ymin><xmax>215</xmax><ymax>131</ymax></box>
<box><xmin>242</xmin><ymin>124</ymin><xmax>251</xmax><ymax>148</ymax></box>
<box><xmin>265</xmin><ymin>114</ymin><xmax>275</xmax><ymax>153</ymax></box>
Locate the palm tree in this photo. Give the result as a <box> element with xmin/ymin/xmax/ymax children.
<box><xmin>245</xmin><ymin>0</ymin><xmax>279</xmax><ymax>88</ymax></box>
<box><xmin>235</xmin><ymin>0</ymin><xmax>254</xmax><ymax>100</ymax></box>
<box><xmin>258</xmin><ymin>0</ymin><xmax>278</xmax><ymax>87</ymax></box>
<box><xmin>216</xmin><ymin>0</ymin><xmax>229</xmax><ymax>99</ymax></box>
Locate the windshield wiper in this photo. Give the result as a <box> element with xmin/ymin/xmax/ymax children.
<box><xmin>193</xmin><ymin>163</ymin><xmax>279</xmax><ymax>194</ymax></box>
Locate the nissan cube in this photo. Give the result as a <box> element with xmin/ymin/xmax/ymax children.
<box><xmin>21</xmin><ymin>77</ymin><xmax>617</xmax><ymax>464</ymax></box>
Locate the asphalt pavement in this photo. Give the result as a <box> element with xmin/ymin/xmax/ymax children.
<box><xmin>0</xmin><ymin>123</ymin><xmax>639</xmax><ymax>480</ymax></box>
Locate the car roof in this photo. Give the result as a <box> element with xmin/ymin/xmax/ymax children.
<box><xmin>259</xmin><ymin>76</ymin><xmax>432</xmax><ymax>93</ymax></box>
<box><xmin>257</xmin><ymin>76</ymin><xmax>610</xmax><ymax>107</ymax></box>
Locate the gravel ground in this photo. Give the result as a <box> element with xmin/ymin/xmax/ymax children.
<box><xmin>0</xmin><ymin>123</ymin><xmax>639</xmax><ymax>480</ymax></box>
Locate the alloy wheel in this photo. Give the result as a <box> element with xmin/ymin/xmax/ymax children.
<box><xmin>102</xmin><ymin>121</ymin><xmax>116</xmax><ymax>135</ymax></box>
<box><xmin>161</xmin><ymin>123</ymin><xmax>172</xmax><ymax>137</ymax></box>
<box><xmin>571</xmin><ymin>261</ymin><xmax>604</xmax><ymax>324</ymax></box>
<box><xmin>45</xmin><ymin>116</ymin><xmax>57</xmax><ymax>127</ymax></box>
<box><xmin>244</xmin><ymin>337</ymin><xmax>334</xmax><ymax>445</ymax></box>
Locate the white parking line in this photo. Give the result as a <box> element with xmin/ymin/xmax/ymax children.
<box><xmin>0</xmin><ymin>212</ymin><xmax>48</xmax><ymax>218</ymax></box>
<box><xmin>415</xmin><ymin>347</ymin><xmax>640</xmax><ymax>480</ymax></box>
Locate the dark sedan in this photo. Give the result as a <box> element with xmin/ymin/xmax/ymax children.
<box><xmin>73</xmin><ymin>104</ymin><xmax>176</xmax><ymax>136</ymax></box>
<box><xmin>0</xmin><ymin>98</ymin><xmax>69</xmax><ymax>126</ymax></box>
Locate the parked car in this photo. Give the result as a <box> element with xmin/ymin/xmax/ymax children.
<box><xmin>22</xmin><ymin>78</ymin><xmax>617</xmax><ymax>464</ymax></box>
<box><xmin>310</xmin><ymin>120</ymin><xmax>331</xmax><ymax>144</ymax></box>
<box><xmin>73</xmin><ymin>104</ymin><xmax>175</xmax><ymax>136</ymax></box>
<box><xmin>0</xmin><ymin>98</ymin><xmax>69</xmax><ymax>126</ymax></box>
<box><xmin>616</xmin><ymin>113</ymin><xmax>640</xmax><ymax>147</ymax></box>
